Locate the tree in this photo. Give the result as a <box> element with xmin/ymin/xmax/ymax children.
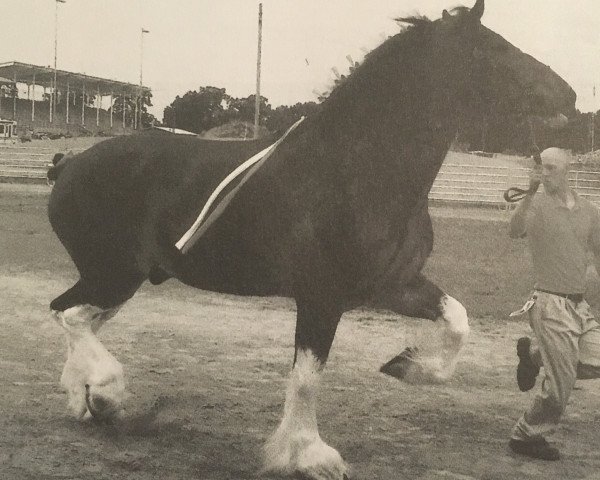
<box><xmin>140</xmin><ymin>90</ymin><xmax>156</xmax><ymax>127</ymax></box>
<box><xmin>162</xmin><ymin>86</ymin><xmax>230</xmax><ymax>133</ymax></box>
<box><xmin>0</xmin><ymin>83</ymin><xmax>18</xmax><ymax>99</ymax></box>
<box><xmin>111</xmin><ymin>90</ymin><xmax>155</xmax><ymax>128</ymax></box>
<box><xmin>549</xmin><ymin>110</ymin><xmax>599</xmax><ymax>154</ymax></box>
<box><xmin>226</xmin><ymin>94</ymin><xmax>271</xmax><ymax>124</ymax></box>
<box><xmin>111</xmin><ymin>95</ymin><xmax>135</xmax><ymax>125</ymax></box>
<box><xmin>265</xmin><ymin>101</ymin><xmax>321</xmax><ymax>132</ymax></box>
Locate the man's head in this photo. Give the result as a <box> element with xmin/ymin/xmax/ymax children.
<box><xmin>540</xmin><ymin>147</ymin><xmax>571</xmax><ymax>195</ymax></box>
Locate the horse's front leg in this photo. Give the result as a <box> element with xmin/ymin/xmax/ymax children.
<box><xmin>51</xmin><ymin>283</ymin><xmax>127</xmax><ymax>422</ymax></box>
<box><xmin>263</xmin><ymin>298</ymin><xmax>347</xmax><ymax>480</ymax></box>
<box><xmin>375</xmin><ymin>273</ymin><xmax>470</xmax><ymax>383</ymax></box>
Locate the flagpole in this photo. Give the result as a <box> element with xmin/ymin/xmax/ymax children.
<box><xmin>254</xmin><ymin>3</ymin><xmax>263</xmax><ymax>139</ymax></box>
<box><xmin>138</xmin><ymin>27</ymin><xmax>149</xmax><ymax>129</ymax></box>
<box><xmin>52</xmin><ymin>0</ymin><xmax>66</xmax><ymax>123</ymax></box>
<box><xmin>592</xmin><ymin>84</ymin><xmax>596</xmax><ymax>153</ymax></box>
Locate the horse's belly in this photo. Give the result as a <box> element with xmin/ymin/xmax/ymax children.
<box><xmin>173</xmin><ymin>238</ymin><xmax>290</xmax><ymax>297</ymax></box>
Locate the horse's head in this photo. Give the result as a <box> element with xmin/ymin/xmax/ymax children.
<box><xmin>423</xmin><ymin>0</ymin><xmax>575</xmax><ymax>125</ymax></box>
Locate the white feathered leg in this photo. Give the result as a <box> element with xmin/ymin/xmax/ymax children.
<box><xmin>263</xmin><ymin>349</ymin><xmax>347</xmax><ymax>480</ymax></box>
<box><xmin>53</xmin><ymin>304</ymin><xmax>125</xmax><ymax>421</ymax></box>
<box><xmin>403</xmin><ymin>294</ymin><xmax>470</xmax><ymax>384</ymax></box>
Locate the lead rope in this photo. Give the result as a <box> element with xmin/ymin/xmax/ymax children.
<box><xmin>503</xmin><ymin>118</ymin><xmax>542</xmax><ymax>203</ymax></box>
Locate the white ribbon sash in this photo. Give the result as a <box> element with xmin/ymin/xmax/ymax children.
<box><xmin>175</xmin><ymin>117</ymin><xmax>304</xmax><ymax>254</ymax></box>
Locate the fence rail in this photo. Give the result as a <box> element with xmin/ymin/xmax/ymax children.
<box><xmin>0</xmin><ymin>145</ymin><xmax>88</xmax><ymax>182</ymax></box>
<box><xmin>2</xmin><ymin>149</ymin><xmax>600</xmax><ymax>208</ymax></box>
<box><xmin>430</xmin><ymin>162</ymin><xmax>600</xmax><ymax>207</ymax></box>
<box><xmin>0</xmin><ymin>149</ymin><xmax>52</xmax><ymax>181</ymax></box>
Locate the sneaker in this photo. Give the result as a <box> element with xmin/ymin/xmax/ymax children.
<box><xmin>517</xmin><ymin>337</ymin><xmax>539</xmax><ymax>392</ymax></box>
<box><xmin>509</xmin><ymin>438</ymin><xmax>560</xmax><ymax>461</ymax></box>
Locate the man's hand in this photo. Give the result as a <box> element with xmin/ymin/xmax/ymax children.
<box><xmin>529</xmin><ymin>164</ymin><xmax>542</xmax><ymax>191</ymax></box>
<box><xmin>508</xmin><ymin>167</ymin><xmax>540</xmax><ymax>238</ymax></box>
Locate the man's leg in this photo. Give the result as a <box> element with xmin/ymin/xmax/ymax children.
<box><xmin>576</xmin><ymin>302</ymin><xmax>600</xmax><ymax>379</ymax></box>
<box><xmin>510</xmin><ymin>294</ymin><xmax>580</xmax><ymax>460</ymax></box>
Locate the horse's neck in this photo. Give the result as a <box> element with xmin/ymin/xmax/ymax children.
<box><xmin>318</xmin><ymin>84</ymin><xmax>458</xmax><ymax>200</ymax></box>
<box><xmin>318</xmin><ymin>44</ymin><xmax>459</xmax><ymax>191</ymax></box>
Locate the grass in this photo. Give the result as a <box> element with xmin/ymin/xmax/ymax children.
<box><xmin>425</xmin><ymin>215</ymin><xmax>532</xmax><ymax>320</ymax></box>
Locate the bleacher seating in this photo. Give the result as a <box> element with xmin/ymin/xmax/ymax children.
<box><xmin>0</xmin><ymin>97</ymin><xmax>135</xmax><ymax>137</ymax></box>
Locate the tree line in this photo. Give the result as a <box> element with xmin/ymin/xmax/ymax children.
<box><xmin>456</xmin><ymin>110</ymin><xmax>599</xmax><ymax>155</ymax></box>
<box><xmin>158</xmin><ymin>84</ymin><xmax>599</xmax><ymax>154</ymax></box>
<box><xmin>161</xmin><ymin>86</ymin><xmax>319</xmax><ymax>136</ymax></box>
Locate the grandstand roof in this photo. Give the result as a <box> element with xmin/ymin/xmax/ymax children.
<box><xmin>0</xmin><ymin>61</ymin><xmax>149</xmax><ymax>96</ymax></box>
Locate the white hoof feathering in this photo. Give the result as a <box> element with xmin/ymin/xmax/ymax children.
<box><xmin>53</xmin><ymin>304</ymin><xmax>125</xmax><ymax>420</ymax></box>
<box><xmin>404</xmin><ymin>294</ymin><xmax>469</xmax><ymax>384</ymax></box>
<box><xmin>263</xmin><ymin>350</ymin><xmax>347</xmax><ymax>480</ymax></box>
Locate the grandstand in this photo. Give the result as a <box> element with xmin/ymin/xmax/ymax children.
<box><xmin>0</xmin><ymin>61</ymin><xmax>150</xmax><ymax>138</ymax></box>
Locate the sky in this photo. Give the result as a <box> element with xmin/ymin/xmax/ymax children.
<box><xmin>2</xmin><ymin>1</ymin><xmax>599</xmax><ymax>120</ymax></box>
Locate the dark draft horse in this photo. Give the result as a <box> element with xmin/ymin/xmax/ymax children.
<box><xmin>47</xmin><ymin>1</ymin><xmax>575</xmax><ymax>478</ymax></box>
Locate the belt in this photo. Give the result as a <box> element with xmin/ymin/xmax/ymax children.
<box><xmin>536</xmin><ymin>289</ymin><xmax>584</xmax><ymax>303</ymax></box>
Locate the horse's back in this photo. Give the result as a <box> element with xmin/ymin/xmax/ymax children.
<box><xmin>48</xmin><ymin>133</ymin><xmax>277</xmax><ymax>303</ymax></box>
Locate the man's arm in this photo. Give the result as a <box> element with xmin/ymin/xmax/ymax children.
<box><xmin>508</xmin><ymin>194</ymin><xmax>535</xmax><ymax>238</ymax></box>
<box><xmin>508</xmin><ymin>164</ymin><xmax>541</xmax><ymax>239</ymax></box>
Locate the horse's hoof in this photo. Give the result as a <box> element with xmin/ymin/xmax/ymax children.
<box><xmin>380</xmin><ymin>346</ymin><xmax>419</xmax><ymax>379</ymax></box>
<box><xmin>85</xmin><ymin>384</ymin><xmax>124</xmax><ymax>424</ymax></box>
<box><xmin>264</xmin><ymin>434</ymin><xmax>347</xmax><ymax>480</ymax></box>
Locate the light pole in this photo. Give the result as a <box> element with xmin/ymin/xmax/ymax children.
<box><xmin>51</xmin><ymin>0</ymin><xmax>66</xmax><ymax>124</ymax></box>
<box><xmin>254</xmin><ymin>3</ymin><xmax>263</xmax><ymax>139</ymax></box>
<box><xmin>137</xmin><ymin>28</ymin><xmax>149</xmax><ymax>129</ymax></box>
<box><xmin>592</xmin><ymin>85</ymin><xmax>596</xmax><ymax>153</ymax></box>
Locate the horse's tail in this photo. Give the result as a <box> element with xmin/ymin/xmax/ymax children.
<box><xmin>47</xmin><ymin>150</ymin><xmax>74</xmax><ymax>183</ymax></box>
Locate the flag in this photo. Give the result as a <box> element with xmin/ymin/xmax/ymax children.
<box><xmin>142</xmin><ymin>28</ymin><xmax>150</xmax><ymax>33</ymax></box>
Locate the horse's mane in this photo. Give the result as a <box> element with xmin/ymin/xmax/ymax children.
<box><xmin>316</xmin><ymin>5</ymin><xmax>470</xmax><ymax>131</ymax></box>
<box><xmin>316</xmin><ymin>17</ymin><xmax>430</xmax><ymax>130</ymax></box>
<box><xmin>322</xmin><ymin>6</ymin><xmax>469</xmax><ymax>120</ymax></box>
<box><xmin>395</xmin><ymin>5</ymin><xmax>469</xmax><ymax>25</ymax></box>
<box><xmin>395</xmin><ymin>15</ymin><xmax>431</xmax><ymax>27</ymax></box>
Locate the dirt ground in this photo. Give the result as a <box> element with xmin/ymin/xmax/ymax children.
<box><xmin>1</xmin><ymin>185</ymin><xmax>600</xmax><ymax>480</ymax></box>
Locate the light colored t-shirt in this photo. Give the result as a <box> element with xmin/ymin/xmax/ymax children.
<box><xmin>522</xmin><ymin>192</ymin><xmax>600</xmax><ymax>293</ymax></box>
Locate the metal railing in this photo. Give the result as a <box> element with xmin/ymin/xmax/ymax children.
<box><xmin>2</xmin><ymin>148</ymin><xmax>600</xmax><ymax>208</ymax></box>
<box><xmin>430</xmin><ymin>162</ymin><xmax>600</xmax><ymax>207</ymax></box>
<box><xmin>0</xmin><ymin>144</ymin><xmax>89</xmax><ymax>182</ymax></box>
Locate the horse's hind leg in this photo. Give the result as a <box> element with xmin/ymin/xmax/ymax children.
<box><xmin>263</xmin><ymin>296</ymin><xmax>347</xmax><ymax>480</ymax></box>
<box><xmin>375</xmin><ymin>273</ymin><xmax>469</xmax><ymax>383</ymax></box>
<box><xmin>50</xmin><ymin>277</ymin><xmax>141</xmax><ymax>422</ymax></box>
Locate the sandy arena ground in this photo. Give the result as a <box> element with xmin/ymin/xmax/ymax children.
<box><xmin>1</xmin><ymin>185</ymin><xmax>600</xmax><ymax>480</ymax></box>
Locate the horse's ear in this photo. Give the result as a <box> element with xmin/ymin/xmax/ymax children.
<box><xmin>442</xmin><ymin>9</ymin><xmax>451</xmax><ymax>20</ymax></box>
<box><xmin>65</xmin><ymin>150</ymin><xmax>74</xmax><ymax>158</ymax></box>
<box><xmin>470</xmin><ymin>0</ymin><xmax>484</xmax><ymax>21</ymax></box>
